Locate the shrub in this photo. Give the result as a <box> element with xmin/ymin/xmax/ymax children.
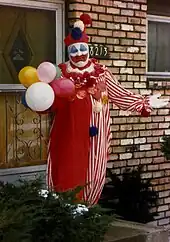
<box><xmin>99</xmin><ymin>165</ymin><xmax>158</xmax><ymax>223</ymax></box>
<box><xmin>0</xmin><ymin>179</ymin><xmax>112</xmax><ymax>242</ymax></box>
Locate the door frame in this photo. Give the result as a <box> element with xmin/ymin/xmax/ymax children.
<box><xmin>0</xmin><ymin>0</ymin><xmax>65</xmax><ymax>90</ymax></box>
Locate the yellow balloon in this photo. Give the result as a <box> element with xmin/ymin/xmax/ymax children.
<box><xmin>18</xmin><ymin>66</ymin><xmax>39</xmax><ymax>88</ymax></box>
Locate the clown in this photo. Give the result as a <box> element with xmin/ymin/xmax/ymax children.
<box><xmin>40</xmin><ymin>14</ymin><xmax>168</xmax><ymax>205</ymax></box>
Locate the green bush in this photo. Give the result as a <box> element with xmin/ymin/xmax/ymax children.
<box><xmin>99</xmin><ymin>165</ymin><xmax>158</xmax><ymax>224</ymax></box>
<box><xmin>0</xmin><ymin>179</ymin><xmax>112</xmax><ymax>242</ymax></box>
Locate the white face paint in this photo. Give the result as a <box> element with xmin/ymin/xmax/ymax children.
<box><xmin>68</xmin><ymin>42</ymin><xmax>89</xmax><ymax>68</ymax></box>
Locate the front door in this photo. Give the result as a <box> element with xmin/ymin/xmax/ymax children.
<box><xmin>0</xmin><ymin>5</ymin><xmax>60</xmax><ymax>169</ymax></box>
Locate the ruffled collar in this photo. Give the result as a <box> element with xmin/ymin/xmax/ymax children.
<box><xmin>58</xmin><ymin>59</ymin><xmax>105</xmax><ymax>88</ymax></box>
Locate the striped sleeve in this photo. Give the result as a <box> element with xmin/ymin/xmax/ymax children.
<box><xmin>105</xmin><ymin>69</ymin><xmax>152</xmax><ymax>116</ymax></box>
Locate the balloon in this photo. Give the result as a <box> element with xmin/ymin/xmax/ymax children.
<box><xmin>55</xmin><ymin>66</ymin><xmax>62</xmax><ymax>78</ymax></box>
<box><xmin>51</xmin><ymin>78</ymin><xmax>75</xmax><ymax>98</ymax></box>
<box><xmin>21</xmin><ymin>92</ymin><xmax>29</xmax><ymax>108</ymax></box>
<box><xmin>25</xmin><ymin>82</ymin><xmax>55</xmax><ymax>112</ymax></box>
<box><xmin>18</xmin><ymin>66</ymin><xmax>39</xmax><ymax>88</ymax></box>
<box><xmin>37</xmin><ymin>62</ymin><xmax>57</xmax><ymax>83</ymax></box>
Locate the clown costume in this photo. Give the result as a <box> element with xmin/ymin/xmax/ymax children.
<box><xmin>37</xmin><ymin>14</ymin><xmax>168</xmax><ymax>205</ymax></box>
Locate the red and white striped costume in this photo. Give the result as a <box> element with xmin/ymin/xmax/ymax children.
<box><xmin>47</xmin><ymin>60</ymin><xmax>151</xmax><ymax>205</ymax></box>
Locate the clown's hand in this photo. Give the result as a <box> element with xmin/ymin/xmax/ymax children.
<box><xmin>149</xmin><ymin>94</ymin><xmax>169</xmax><ymax>109</ymax></box>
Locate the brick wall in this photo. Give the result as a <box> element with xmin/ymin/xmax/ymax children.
<box><xmin>68</xmin><ymin>0</ymin><xmax>170</xmax><ymax>226</ymax></box>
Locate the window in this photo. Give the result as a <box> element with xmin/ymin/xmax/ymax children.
<box><xmin>147</xmin><ymin>15</ymin><xmax>170</xmax><ymax>79</ymax></box>
<box><xmin>0</xmin><ymin>0</ymin><xmax>64</xmax><ymax>169</ymax></box>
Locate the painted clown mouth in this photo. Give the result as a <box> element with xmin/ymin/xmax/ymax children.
<box><xmin>71</xmin><ymin>54</ymin><xmax>88</xmax><ymax>63</ymax></box>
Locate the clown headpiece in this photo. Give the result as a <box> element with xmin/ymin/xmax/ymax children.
<box><xmin>64</xmin><ymin>14</ymin><xmax>92</xmax><ymax>47</ymax></box>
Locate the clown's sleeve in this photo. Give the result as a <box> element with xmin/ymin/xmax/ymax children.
<box><xmin>105</xmin><ymin>69</ymin><xmax>152</xmax><ymax>117</ymax></box>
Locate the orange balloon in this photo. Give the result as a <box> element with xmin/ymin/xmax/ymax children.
<box><xmin>18</xmin><ymin>66</ymin><xmax>39</xmax><ymax>88</ymax></box>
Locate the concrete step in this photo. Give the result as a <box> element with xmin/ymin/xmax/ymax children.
<box><xmin>104</xmin><ymin>219</ymin><xmax>168</xmax><ymax>242</ymax></box>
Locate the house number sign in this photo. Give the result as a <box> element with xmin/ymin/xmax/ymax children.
<box><xmin>88</xmin><ymin>44</ymin><xmax>109</xmax><ymax>59</ymax></box>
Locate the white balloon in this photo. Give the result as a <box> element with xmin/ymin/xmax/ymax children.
<box><xmin>25</xmin><ymin>82</ymin><xmax>55</xmax><ymax>112</ymax></box>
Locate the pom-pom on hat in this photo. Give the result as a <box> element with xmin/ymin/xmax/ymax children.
<box><xmin>64</xmin><ymin>14</ymin><xmax>92</xmax><ymax>47</ymax></box>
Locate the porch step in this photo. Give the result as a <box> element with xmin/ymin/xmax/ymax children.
<box><xmin>104</xmin><ymin>219</ymin><xmax>168</xmax><ymax>242</ymax></box>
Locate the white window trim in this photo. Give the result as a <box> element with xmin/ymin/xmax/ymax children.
<box><xmin>146</xmin><ymin>14</ymin><xmax>170</xmax><ymax>79</ymax></box>
<box><xmin>0</xmin><ymin>0</ymin><xmax>65</xmax><ymax>91</ymax></box>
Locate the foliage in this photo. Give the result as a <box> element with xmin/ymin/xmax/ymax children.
<box><xmin>0</xmin><ymin>178</ymin><xmax>112</xmax><ymax>242</ymax></box>
<box><xmin>161</xmin><ymin>135</ymin><xmax>170</xmax><ymax>160</ymax></box>
<box><xmin>99</xmin><ymin>165</ymin><xmax>158</xmax><ymax>224</ymax></box>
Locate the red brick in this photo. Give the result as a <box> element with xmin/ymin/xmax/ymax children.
<box><xmin>153</xmin><ymin>171</ymin><xmax>165</xmax><ymax>178</ymax></box>
<box><xmin>134</xmin><ymin>152</ymin><xmax>146</xmax><ymax>159</ymax></box>
<box><xmin>107</xmin><ymin>23</ymin><xmax>120</xmax><ymax>30</ymax></box>
<box><xmin>158</xmin><ymin>205</ymin><xmax>169</xmax><ymax>212</ymax></box>
<box><xmin>85</xmin><ymin>0</ymin><xmax>99</xmax><ymax>4</ymax></box>
<box><xmin>92</xmin><ymin>5</ymin><xmax>105</xmax><ymax>12</ymax></box>
<box><xmin>147</xmin><ymin>137</ymin><xmax>159</xmax><ymax>143</ymax></box>
<box><xmin>159</xmin><ymin>177</ymin><xmax>170</xmax><ymax>184</ymax></box>
<box><xmin>141</xmin><ymin>4</ymin><xmax>147</xmax><ymax>11</ymax></box>
<box><xmin>114</xmin><ymin>1</ymin><xmax>127</xmax><ymax>8</ymax></box>
<box><xmin>134</xmin><ymin>40</ymin><xmax>145</xmax><ymax>46</ymax></box>
<box><xmin>107</xmin><ymin>7</ymin><xmax>120</xmax><ymax>14</ymax></box>
<box><xmin>127</xmin><ymin>131</ymin><xmax>139</xmax><ymax>137</ymax></box>
<box><xmin>146</xmin><ymin>123</ymin><xmax>158</xmax><ymax>129</ymax></box>
<box><xmin>140</xmin><ymin>158</ymin><xmax>152</xmax><ymax>164</ymax></box>
<box><xmin>121</xmin><ymin>39</ymin><xmax>133</xmax><ymax>45</ymax></box>
<box><xmin>69</xmin><ymin>3</ymin><xmax>91</xmax><ymax>11</ymax></box>
<box><xmin>128</xmin><ymin>17</ymin><xmax>140</xmax><ymax>24</ymax></box>
<box><xmin>127</xmin><ymin>3</ymin><xmax>140</xmax><ymax>9</ymax></box>
<box><xmin>113</xmin><ymin>117</ymin><xmax>127</xmax><ymax>124</ymax></box>
<box><xmin>127</xmin><ymin>32</ymin><xmax>140</xmax><ymax>39</ymax></box>
<box><xmin>127</xmin><ymin>61</ymin><xmax>140</xmax><ymax>67</ymax></box>
<box><xmin>107</xmin><ymin>38</ymin><xmax>119</xmax><ymax>44</ymax></box>
<box><xmin>141</xmin><ymin>33</ymin><xmax>146</xmax><ymax>40</ymax></box>
<box><xmin>92</xmin><ymin>21</ymin><xmax>106</xmax><ymax>28</ymax></box>
<box><xmin>100</xmin><ymin>0</ymin><xmax>113</xmax><ymax>6</ymax></box>
<box><xmin>91</xmin><ymin>36</ymin><xmax>106</xmax><ymax>43</ymax></box>
<box><xmin>134</xmin><ymin>25</ymin><xmax>146</xmax><ymax>32</ymax></box>
<box><xmin>86</xmin><ymin>28</ymin><xmax>98</xmax><ymax>35</ymax></box>
<box><xmin>121</xmin><ymin>53</ymin><xmax>133</xmax><ymax>60</ymax></box>
<box><xmin>146</xmin><ymin>150</ymin><xmax>158</xmax><ymax>157</ymax></box>
<box><xmin>158</xmin><ymin>109</ymin><xmax>169</xmax><ymax>115</ymax></box>
<box><xmin>159</xmin><ymin>123</ymin><xmax>169</xmax><ymax>129</ymax></box>
<box><xmin>140</xmin><ymin>130</ymin><xmax>152</xmax><ymax>136</ymax></box>
<box><xmin>147</xmin><ymin>165</ymin><xmax>159</xmax><ymax>171</ymax></box>
<box><xmin>152</xmin><ymin>143</ymin><xmax>161</xmax><ymax>150</ymax></box>
<box><xmin>99</xmin><ymin>14</ymin><xmax>112</xmax><ymax>21</ymax></box>
<box><xmin>113</xmin><ymin>31</ymin><xmax>126</xmax><ymax>38</ymax></box>
<box><xmin>134</xmin><ymin>69</ymin><xmax>145</xmax><ymax>75</ymax></box>
<box><xmin>121</xmin><ymin>10</ymin><xmax>134</xmax><ymax>16</ymax></box>
<box><xmin>134</xmin><ymin>54</ymin><xmax>145</xmax><ymax>60</ymax></box>
<box><xmin>152</xmin><ymin>130</ymin><xmax>164</xmax><ymax>136</ymax></box>
<box><xmin>128</xmin><ymin>159</ymin><xmax>140</xmax><ymax>166</ymax></box>
<box><xmin>152</xmin><ymin>116</ymin><xmax>164</xmax><ymax>122</ymax></box>
<box><xmin>141</xmin><ymin>18</ymin><xmax>146</xmax><ymax>25</ymax></box>
<box><xmin>133</xmin><ymin>124</ymin><xmax>145</xmax><ymax>130</ymax></box>
<box><xmin>110</xmin><ymin>125</ymin><xmax>119</xmax><ymax>131</ymax></box>
<box><xmin>153</xmin><ymin>157</ymin><xmax>165</xmax><ymax>164</ymax></box>
<box><xmin>114</xmin><ymin>16</ymin><xmax>127</xmax><ymax>23</ymax></box>
<box><xmin>160</xmin><ymin>163</ymin><xmax>170</xmax><ymax>170</ymax></box>
<box><xmin>135</xmin><ymin>10</ymin><xmax>146</xmax><ymax>18</ymax></box>
<box><xmin>98</xmin><ymin>29</ymin><xmax>112</xmax><ymax>36</ymax></box>
<box><xmin>113</xmin><ymin>160</ymin><xmax>127</xmax><ymax>167</ymax></box>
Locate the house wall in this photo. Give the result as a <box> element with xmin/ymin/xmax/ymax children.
<box><xmin>68</xmin><ymin>0</ymin><xmax>170</xmax><ymax>226</ymax></box>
